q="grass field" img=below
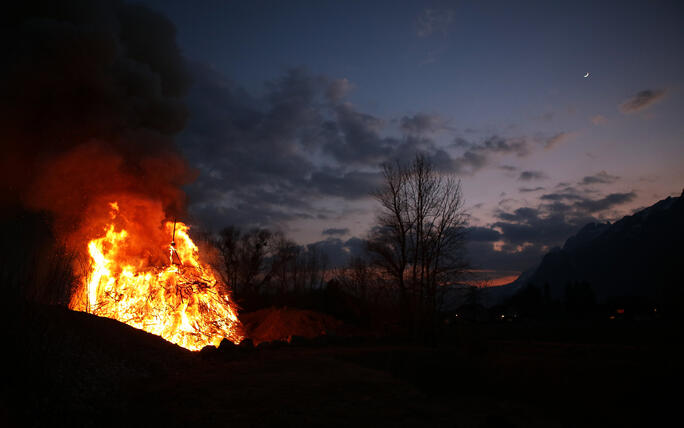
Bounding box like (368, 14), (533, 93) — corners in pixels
(4, 304), (681, 427)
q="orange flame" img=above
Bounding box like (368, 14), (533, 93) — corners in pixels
(69, 201), (242, 350)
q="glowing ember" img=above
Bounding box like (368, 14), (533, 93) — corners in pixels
(70, 201), (243, 350)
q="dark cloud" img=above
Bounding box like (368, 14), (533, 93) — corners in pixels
(519, 187), (545, 193)
(451, 136), (530, 175)
(540, 192), (585, 201)
(452, 150), (488, 174)
(181, 65), (463, 231)
(322, 228), (350, 236)
(310, 170), (383, 200)
(573, 192), (636, 213)
(496, 207), (539, 223)
(518, 170), (547, 181)
(466, 227), (502, 242)
(171, 53), (576, 233)
(326, 102), (389, 164)
(494, 212), (582, 247)
(467, 188), (638, 272)
(181, 66), (330, 228)
(467, 205), (578, 272)
(399, 113), (442, 135)
(479, 136), (530, 156)
(579, 171), (620, 186)
(308, 237), (367, 267)
(619, 89), (666, 114)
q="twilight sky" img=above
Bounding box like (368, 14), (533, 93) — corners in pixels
(139, 0), (684, 281)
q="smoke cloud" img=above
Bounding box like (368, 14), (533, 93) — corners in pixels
(1, 0), (192, 239)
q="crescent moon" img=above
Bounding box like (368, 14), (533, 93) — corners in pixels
(584, 72), (590, 78)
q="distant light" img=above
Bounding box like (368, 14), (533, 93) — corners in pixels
(609, 315), (616, 320)
(454, 314), (459, 317)
(500, 314), (505, 319)
(616, 309), (625, 314)
(584, 72), (590, 78)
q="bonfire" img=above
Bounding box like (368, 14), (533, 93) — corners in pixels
(69, 201), (243, 351)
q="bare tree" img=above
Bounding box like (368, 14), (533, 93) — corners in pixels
(302, 244), (329, 291)
(368, 161), (412, 317)
(270, 233), (301, 295)
(215, 227), (278, 297)
(368, 154), (468, 338)
(332, 256), (374, 301)
(215, 227), (332, 306)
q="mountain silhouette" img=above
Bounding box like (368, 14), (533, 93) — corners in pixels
(491, 190), (683, 305)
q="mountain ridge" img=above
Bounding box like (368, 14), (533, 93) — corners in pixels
(489, 190), (683, 305)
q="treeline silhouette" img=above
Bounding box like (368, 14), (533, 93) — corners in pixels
(209, 154), (469, 342)
(461, 280), (668, 321)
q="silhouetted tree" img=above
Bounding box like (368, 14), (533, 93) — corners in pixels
(368, 154), (468, 339)
(301, 243), (329, 291)
(215, 226), (331, 309)
(215, 227), (281, 298)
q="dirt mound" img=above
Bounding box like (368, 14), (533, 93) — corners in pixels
(241, 307), (343, 345)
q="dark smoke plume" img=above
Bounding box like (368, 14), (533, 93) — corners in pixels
(0, 0), (193, 236)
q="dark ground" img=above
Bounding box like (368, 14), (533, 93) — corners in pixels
(3, 304), (682, 428)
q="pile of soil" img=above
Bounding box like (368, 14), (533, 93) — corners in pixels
(241, 307), (343, 345)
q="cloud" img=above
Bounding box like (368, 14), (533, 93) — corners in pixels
(591, 115), (608, 125)
(619, 89), (666, 114)
(538, 186), (636, 214)
(451, 135), (530, 175)
(466, 227), (502, 242)
(466, 187), (639, 271)
(579, 171), (619, 186)
(466, 205), (586, 272)
(543, 131), (575, 149)
(468, 183), (636, 271)
(322, 228), (350, 236)
(519, 187), (545, 193)
(518, 170), (547, 181)
(175, 61), (591, 236)
(308, 237), (367, 267)
(310, 170), (383, 200)
(416, 9), (454, 38)
(181, 65), (466, 231)
(540, 192), (585, 201)
(399, 113), (442, 135)
(467, 240), (547, 272)
(478, 136), (530, 156)
(573, 192), (636, 213)
(325, 78), (354, 102)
